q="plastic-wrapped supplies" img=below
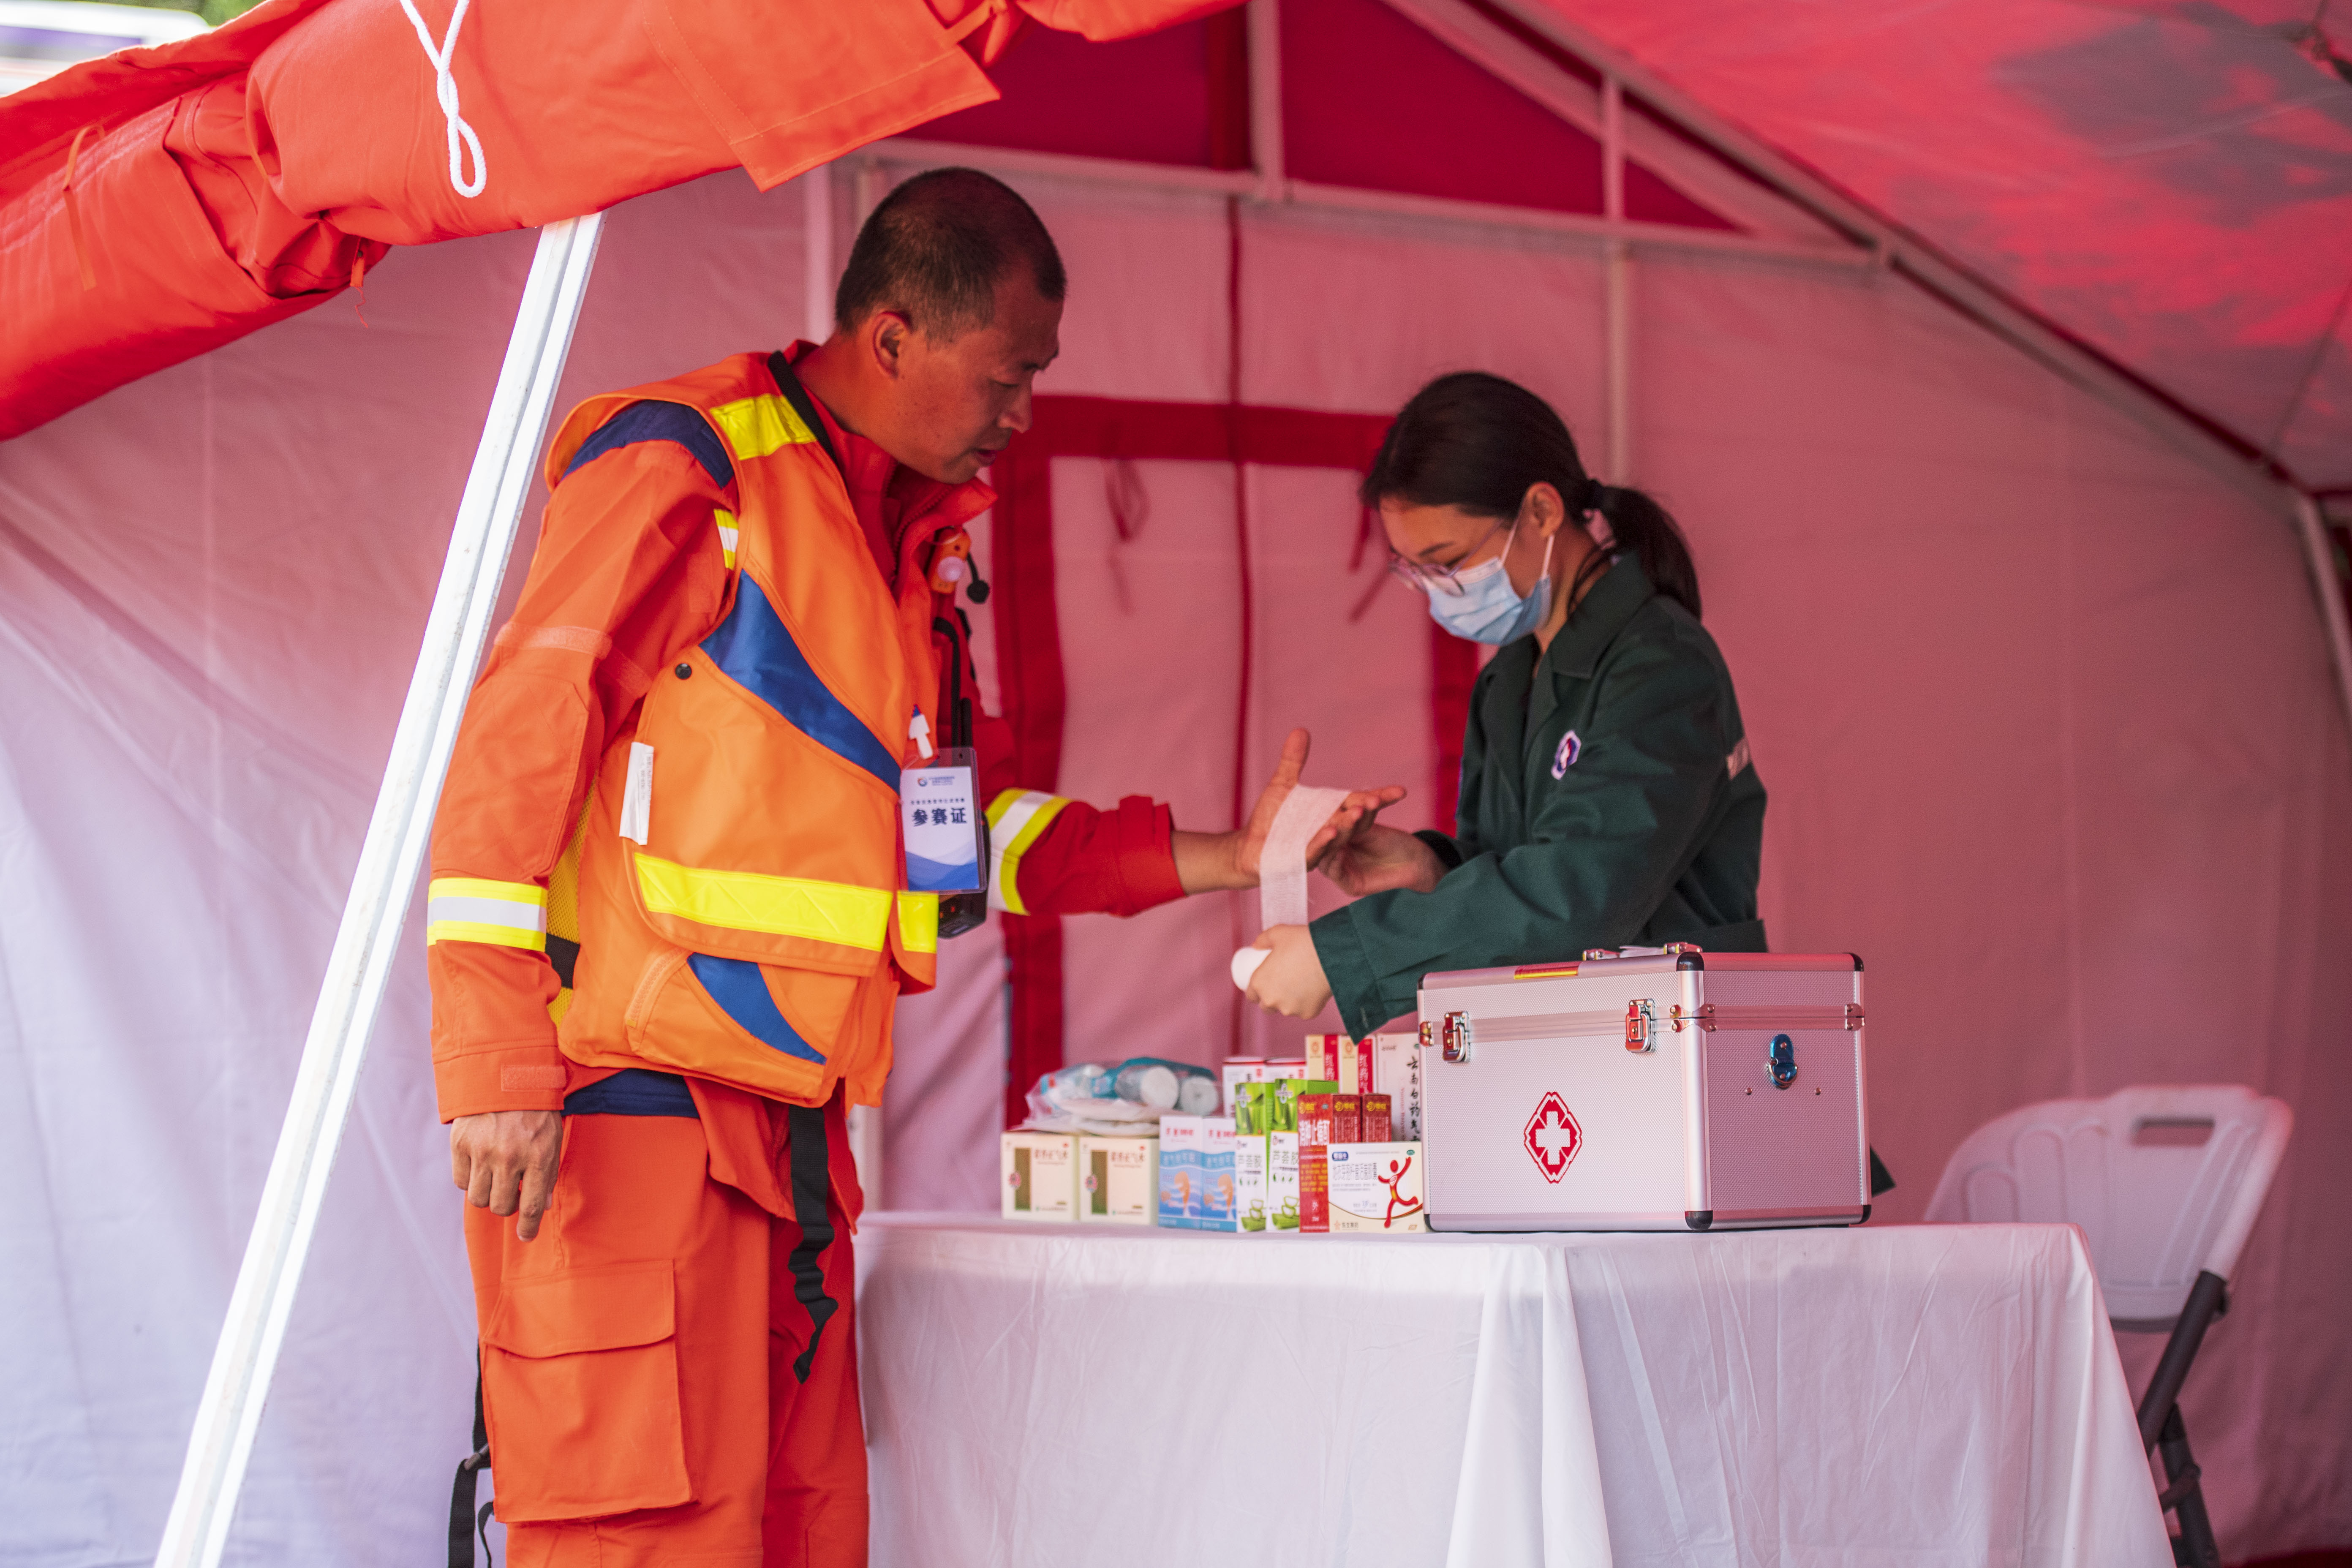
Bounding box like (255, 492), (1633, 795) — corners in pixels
(1022, 1057), (1219, 1134)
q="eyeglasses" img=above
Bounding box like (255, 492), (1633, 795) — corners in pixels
(1383, 517), (1513, 597)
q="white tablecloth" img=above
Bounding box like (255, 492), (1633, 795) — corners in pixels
(855, 1217), (2168, 1568)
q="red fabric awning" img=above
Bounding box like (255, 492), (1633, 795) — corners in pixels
(0, 0), (1232, 440)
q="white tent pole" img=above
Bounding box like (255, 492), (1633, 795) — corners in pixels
(152, 211), (605, 1568)
(2294, 493), (2352, 747)
(803, 164), (836, 348)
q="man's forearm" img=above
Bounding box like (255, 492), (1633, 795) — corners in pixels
(1171, 829), (1254, 893)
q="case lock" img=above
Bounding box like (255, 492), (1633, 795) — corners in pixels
(1438, 1010), (1474, 1064)
(1768, 1033), (1798, 1089)
(1625, 999), (1655, 1053)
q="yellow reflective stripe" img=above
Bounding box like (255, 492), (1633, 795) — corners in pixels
(428, 877), (547, 907)
(715, 508), (739, 572)
(427, 920), (547, 951)
(985, 789), (1071, 917)
(896, 892), (939, 955)
(709, 394), (815, 461)
(634, 852), (891, 950)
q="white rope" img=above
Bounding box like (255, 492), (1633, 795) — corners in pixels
(396, 0), (487, 199)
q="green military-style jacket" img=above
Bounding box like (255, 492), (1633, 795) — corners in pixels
(1312, 557), (1767, 1037)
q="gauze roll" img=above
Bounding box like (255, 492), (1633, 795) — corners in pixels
(1233, 785), (1348, 992)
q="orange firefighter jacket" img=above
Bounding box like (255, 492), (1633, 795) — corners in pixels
(427, 350), (1181, 1122)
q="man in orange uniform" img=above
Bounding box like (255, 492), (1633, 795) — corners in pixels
(429, 170), (1383, 1567)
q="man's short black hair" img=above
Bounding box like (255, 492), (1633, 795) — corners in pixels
(833, 167), (1066, 340)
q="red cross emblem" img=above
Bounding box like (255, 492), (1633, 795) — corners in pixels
(1524, 1092), (1582, 1183)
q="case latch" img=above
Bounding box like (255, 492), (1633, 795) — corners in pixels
(1625, 999), (1655, 1053)
(1439, 1010), (1473, 1064)
(1769, 1033), (1798, 1089)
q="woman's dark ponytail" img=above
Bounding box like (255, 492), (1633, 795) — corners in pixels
(1588, 483), (1700, 621)
(1362, 371), (1701, 620)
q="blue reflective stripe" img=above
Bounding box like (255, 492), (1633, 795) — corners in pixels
(563, 1068), (699, 1118)
(563, 401), (734, 490)
(688, 953), (826, 1064)
(701, 575), (899, 791)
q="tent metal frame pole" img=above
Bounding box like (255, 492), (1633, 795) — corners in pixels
(1601, 75), (1632, 484)
(1247, 0), (1286, 200)
(151, 212), (605, 1568)
(2294, 493), (2352, 748)
(869, 137), (1873, 272)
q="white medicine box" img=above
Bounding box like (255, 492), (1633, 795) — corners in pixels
(1001, 1131), (1078, 1220)
(1078, 1135), (1159, 1224)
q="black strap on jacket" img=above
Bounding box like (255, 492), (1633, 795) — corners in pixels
(766, 351), (843, 477)
(449, 1357), (495, 1568)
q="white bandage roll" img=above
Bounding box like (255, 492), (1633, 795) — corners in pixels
(1232, 784), (1348, 992)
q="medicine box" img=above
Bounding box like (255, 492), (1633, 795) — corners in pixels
(1234, 1132), (1269, 1232)
(1268, 1131), (1301, 1231)
(1158, 1115), (1239, 1230)
(1221, 1057), (1268, 1115)
(1001, 1131), (1078, 1220)
(1077, 1134), (1159, 1225)
(1297, 1093), (1334, 1233)
(1328, 1141), (1428, 1233)
(1369, 1031), (1424, 1141)
(1305, 1034), (1344, 1086)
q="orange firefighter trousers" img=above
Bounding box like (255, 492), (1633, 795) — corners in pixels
(466, 1092), (863, 1568)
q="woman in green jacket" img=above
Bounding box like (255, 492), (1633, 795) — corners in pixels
(1247, 372), (1767, 1038)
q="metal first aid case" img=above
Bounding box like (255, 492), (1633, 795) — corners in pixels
(1418, 948), (1869, 1231)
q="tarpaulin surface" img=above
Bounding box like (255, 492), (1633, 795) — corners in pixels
(1536, 0), (2352, 490)
(0, 0), (1227, 437)
(3, 4), (2350, 1562)
(3, 150), (2345, 1560)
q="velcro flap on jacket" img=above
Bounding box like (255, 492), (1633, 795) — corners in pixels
(484, 1262), (675, 1359)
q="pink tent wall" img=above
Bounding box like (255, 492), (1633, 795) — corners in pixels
(2, 4), (2346, 1563)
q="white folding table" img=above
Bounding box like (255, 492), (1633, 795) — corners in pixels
(856, 1215), (2167, 1568)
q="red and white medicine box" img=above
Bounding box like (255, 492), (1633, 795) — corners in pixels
(1328, 1141), (1426, 1233)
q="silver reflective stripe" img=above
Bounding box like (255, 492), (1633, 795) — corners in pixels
(986, 791), (1051, 913)
(426, 896), (547, 933)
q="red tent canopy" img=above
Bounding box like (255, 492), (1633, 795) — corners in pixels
(0, 0), (1226, 438)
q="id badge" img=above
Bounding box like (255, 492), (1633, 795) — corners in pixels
(901, 746), (984, 894)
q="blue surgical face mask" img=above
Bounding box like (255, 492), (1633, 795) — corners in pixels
(1426, 522), (1554, 645)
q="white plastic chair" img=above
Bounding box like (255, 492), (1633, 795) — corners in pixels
(1924, 1085), (2293, 1568)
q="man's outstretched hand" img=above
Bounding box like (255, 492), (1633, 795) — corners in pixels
(451, 1109), (564, 1241)
(1171, 727), (1407, 893)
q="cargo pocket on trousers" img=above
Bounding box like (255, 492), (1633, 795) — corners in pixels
(480, 1260), (692, 1522)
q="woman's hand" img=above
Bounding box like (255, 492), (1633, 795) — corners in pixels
(1315, 806), (1447, 896)
(1245, 924), (1333, 1018)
